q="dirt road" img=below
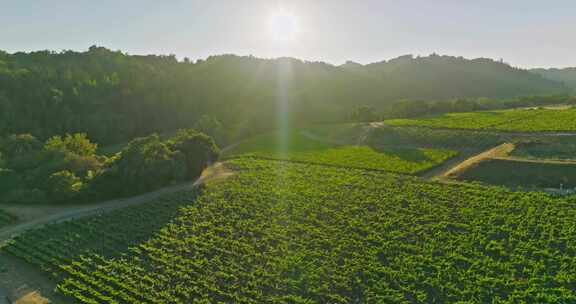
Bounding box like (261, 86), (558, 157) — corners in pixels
(436, 143), (515, 180)
(0, 174), (207, 244)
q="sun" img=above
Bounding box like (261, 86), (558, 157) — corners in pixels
(269, 11), (299, 41)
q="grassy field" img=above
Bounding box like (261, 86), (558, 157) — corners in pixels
(455, 158), (576, 189)
(225, 129), (457, 174)
(385, 108), (576, 132)
(5, 158), (576, 303)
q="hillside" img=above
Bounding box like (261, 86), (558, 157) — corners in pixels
(0, 47), (567, 145)
(532, 68), (576, 91)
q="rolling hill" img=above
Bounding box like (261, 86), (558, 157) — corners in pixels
(0, 48), (567, 145)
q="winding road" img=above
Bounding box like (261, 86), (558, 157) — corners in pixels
(0, 175), (204, 244)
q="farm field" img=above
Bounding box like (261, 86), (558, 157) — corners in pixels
(385, 108), (576, 132)
(225, 129), (457, 174)
(511, 137), (576, 160)
(454, 158), (576, 189)
(4, 158), (576, 303)
(4, 190), (199, 279)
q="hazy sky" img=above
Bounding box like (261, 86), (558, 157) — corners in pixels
(2, 0), (575, 68)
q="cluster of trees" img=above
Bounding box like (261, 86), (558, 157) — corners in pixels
(350, 95), (576, 122)
(0, 130), (218, 203)
(0, 47), (568, 146)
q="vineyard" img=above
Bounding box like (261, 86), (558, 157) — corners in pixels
(512, 137), (576, 160)
(226, 129), (457, 174)
(5, 158), (576, 303)
(385, 108), (576, 132)
(455, 158), (576, 189)
(4, 190), (199, 278)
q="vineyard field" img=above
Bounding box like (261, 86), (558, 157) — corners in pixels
(4, 190), (199, 277)
(5, 158), (576, 303)
(226, 129), (457, 174)
(455, 158), (576, 189)
(385, 108), (576, 132)
(511, 137), (576, 160)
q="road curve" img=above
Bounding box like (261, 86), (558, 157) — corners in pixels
(0, 176), (203, 244)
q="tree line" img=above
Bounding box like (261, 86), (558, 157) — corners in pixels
(350, 95), (576, 122)
(0, 130), (218, 204)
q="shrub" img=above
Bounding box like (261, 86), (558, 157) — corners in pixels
(45, 170), (83, 202)
(169, 129), (220, 178)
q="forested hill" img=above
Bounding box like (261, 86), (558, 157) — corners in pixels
(531, 68), (576, 91)
(0, 47), (566, 144)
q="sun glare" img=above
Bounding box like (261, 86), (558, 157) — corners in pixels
(269, 11), (299, 41)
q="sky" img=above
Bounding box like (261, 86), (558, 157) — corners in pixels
(1, 0), (575, 68)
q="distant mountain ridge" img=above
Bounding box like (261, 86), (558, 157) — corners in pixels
(0, 47), (568, 144)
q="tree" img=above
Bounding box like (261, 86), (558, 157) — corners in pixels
(0, 134), (42, 159)
(351, 105), (377, 122)
(45, 170), (82, 201)
(169, 129), (220, 178)
(44, 133), (98, 157)
(193, 115), (225, 145)
(94, 134), (185, 196)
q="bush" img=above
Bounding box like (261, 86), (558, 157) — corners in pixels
(93, 135), (182, 196)
(45, 170), (83, 202)
(169, 129), (220, 178)
(0, 134), (43, 159)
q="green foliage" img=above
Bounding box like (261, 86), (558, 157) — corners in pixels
(45, 170), (83, 201)
(44, 133), (98, 157)
(457, 159), (576, 189)
(0, 133), (42, 159)
(193, 115), (226, 145)
(512, 137), (576, 160)
(376, 95), (575, 120)
(92, 129), (217, 197)
(1, 130), (216, 203)
(97, 134), (183, 195)
(5, 189), (199, 275)
(2, 188), (47, 204)
(224, 130), (332, 157)
(350, 105), (377, 122)
(368, 125), (506, 149)
(226, 129), (455, 174)
(386, 107), (576, 132)
(7, 159), (576, 303)
(532, 68), (576, 90)
(169, 129), (220, 178)
(240, 146), (456, 174)
(0, 48), (568, 145)
(0, 209), (17, 228)
(0, 168), (21, 194)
